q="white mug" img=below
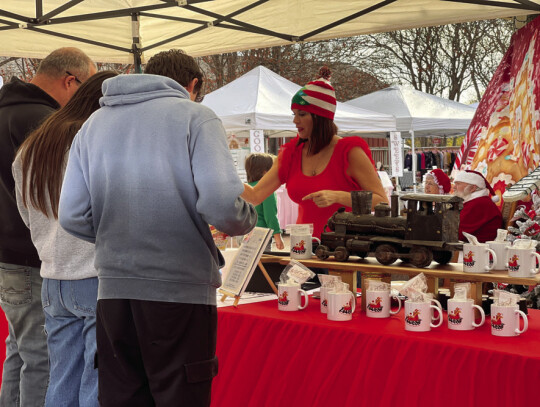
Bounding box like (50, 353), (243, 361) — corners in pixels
(486, 241), (509, 271)
(462, 243), (497, 273)
(491, 304), (528, 337)
(506, 248), (540, 278)
(447, 298), (485, 330)
(365, 290), (401, 318)
(277, 283), (308, 311)
(327, 291), (356, 321)
(404, 300), (443, 332)
(320, 286), (331, 314)
(290, 234), (321, 260)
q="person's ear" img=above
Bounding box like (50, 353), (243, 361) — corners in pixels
(186, 78), (199, 101)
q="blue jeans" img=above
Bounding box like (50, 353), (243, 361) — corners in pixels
(42, 278), (99, 407)
(0, 262), (48, 407)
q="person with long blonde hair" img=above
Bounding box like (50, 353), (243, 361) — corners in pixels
(12, 70), (117, 407)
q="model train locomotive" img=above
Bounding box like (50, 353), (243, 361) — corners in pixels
(315, 191), (464, 268)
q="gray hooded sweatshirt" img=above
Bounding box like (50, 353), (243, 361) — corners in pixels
(59, 74), (257, 305)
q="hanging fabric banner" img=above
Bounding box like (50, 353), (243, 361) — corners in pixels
(389, 131), (403, 177)
(455, 17), (540, 207)
(250, 130), (264, 153)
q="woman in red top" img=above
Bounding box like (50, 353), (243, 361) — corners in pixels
(242, 67), (388, 238)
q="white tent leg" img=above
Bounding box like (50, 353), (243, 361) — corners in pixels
(410, 130), (416, 192)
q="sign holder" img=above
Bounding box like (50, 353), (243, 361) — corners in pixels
(219, 227), (275, 307)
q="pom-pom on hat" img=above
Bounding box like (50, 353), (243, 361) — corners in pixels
(454, 170), (500, 202)
(291, 66), (337, 120)
(425, 169), (451, 194)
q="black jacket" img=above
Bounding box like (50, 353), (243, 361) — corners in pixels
(0, 77), (59, 266)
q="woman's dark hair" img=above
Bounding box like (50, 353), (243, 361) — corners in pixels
(19, 70), (118, 218)
(298, 114), (339, 155)
(245, 153), (275, 183)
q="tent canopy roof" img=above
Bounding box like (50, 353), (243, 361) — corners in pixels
(0, 1), (538, 63)
(202, 65), (397, 133)
(345, 85), (477, 136)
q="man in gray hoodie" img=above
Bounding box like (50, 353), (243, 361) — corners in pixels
(59, 50), (257, 407)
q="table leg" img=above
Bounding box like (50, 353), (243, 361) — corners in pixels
(426, 276), (439, 297)
(471, 282), (483, 306)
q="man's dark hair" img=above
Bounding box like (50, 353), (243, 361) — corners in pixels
(145, 49), (204, 98)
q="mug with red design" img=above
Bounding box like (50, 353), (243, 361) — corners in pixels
(290, 234), (321, 260)
(447, 299), (485, 331)
(404, 300), (442, 332)
(462, 243), (497, 274)
(320, 285), (331, 314)
(277, 282), (308, 311)
(490, 304), (528, 337)
(365, 289), (401, 318)
(506, 247), (540, 278)
(327, 291), (356, 321)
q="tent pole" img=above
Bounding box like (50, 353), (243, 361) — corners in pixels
(411, 130), (416, 192)
(131, 13), (142, 73)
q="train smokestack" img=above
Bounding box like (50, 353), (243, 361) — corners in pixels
(391, 194), (399, 218)
(351, 191), (372, 215)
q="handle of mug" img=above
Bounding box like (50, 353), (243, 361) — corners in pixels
(429, 305), (443, 328)
(486, 248), (497, 271)
(472, 304), (485, 327)
(298, 289), (309, 310)
(515, 309), (528, 334)
(311, 237), (321, 255)
(431, 298), (442, 313)
(532, 252), (540, 275)
(348, 292), (356, 314)
(390, 295), (402, 315)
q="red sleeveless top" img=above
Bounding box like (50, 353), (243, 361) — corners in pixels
(278, 136), (375, 238)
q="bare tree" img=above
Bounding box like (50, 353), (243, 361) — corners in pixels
(347, 19), (513, 102)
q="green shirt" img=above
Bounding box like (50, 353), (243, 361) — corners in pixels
(248, 181), (281, 235)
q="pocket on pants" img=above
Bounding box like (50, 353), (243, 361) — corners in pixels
(41, 278), (50, 308)
(184, 357), (218, 383)
(0, 267), (31, 306)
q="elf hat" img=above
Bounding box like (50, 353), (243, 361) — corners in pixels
(454, 170), (500, 202)
(425, 169), (451, 194)
(291, 66), (337, 120)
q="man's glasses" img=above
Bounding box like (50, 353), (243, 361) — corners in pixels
(65, 71), (82, 85)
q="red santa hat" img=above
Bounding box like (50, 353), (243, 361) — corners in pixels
(454, 170), (500, 202)
(425, 169), (451, 194)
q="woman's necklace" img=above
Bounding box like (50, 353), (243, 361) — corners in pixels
(304, 136), (339, 176)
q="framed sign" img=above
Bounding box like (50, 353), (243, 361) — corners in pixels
(219, 227), (273, 305)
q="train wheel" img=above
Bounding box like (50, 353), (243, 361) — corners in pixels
(334, 246), (349, 262)
(315, 245), (330, 260)
(410, 247), (433, 268)
(374, 244), (397, 265)
(433, 251), (453, 265)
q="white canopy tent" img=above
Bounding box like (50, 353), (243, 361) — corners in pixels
(346, 85), (477, 189)
(0, 1), (538, 64)
(201, 65), (397, 135)
(346, 85), (477, 136)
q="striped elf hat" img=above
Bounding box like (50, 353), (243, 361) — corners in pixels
(291, 66), (336, 120)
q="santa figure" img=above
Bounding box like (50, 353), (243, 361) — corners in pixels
(454, 170), (503, 243)
(423, 169), (451, 195)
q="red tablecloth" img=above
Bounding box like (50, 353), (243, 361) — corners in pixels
(213, 297), (540, 407)
(0, 312), (5, 380)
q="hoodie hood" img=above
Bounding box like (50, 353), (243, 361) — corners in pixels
(0, 77), (59, 110)
(100, 74), (190, 107)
